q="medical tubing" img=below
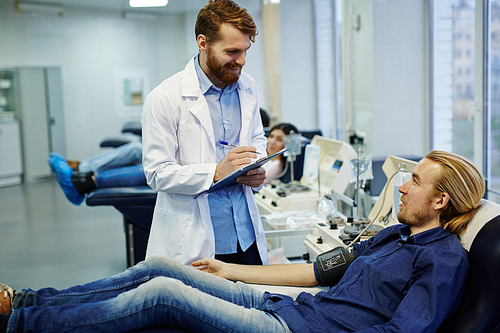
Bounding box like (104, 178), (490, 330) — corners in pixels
(345, 169), (410, 249)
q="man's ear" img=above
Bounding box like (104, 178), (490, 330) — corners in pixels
(434, 192), (450, 211)
(197, 34), (208, 52)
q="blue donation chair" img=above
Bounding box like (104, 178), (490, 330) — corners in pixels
(86, 186), (156, 267)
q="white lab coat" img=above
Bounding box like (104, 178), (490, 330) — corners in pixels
(141, 57), (269, 265)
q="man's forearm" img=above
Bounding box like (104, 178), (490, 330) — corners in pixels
(225, 263), (318, 287)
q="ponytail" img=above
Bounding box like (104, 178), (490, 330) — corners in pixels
(425, 151), (485, 236)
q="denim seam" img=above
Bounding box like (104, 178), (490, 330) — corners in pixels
(24, 276), (158, 302)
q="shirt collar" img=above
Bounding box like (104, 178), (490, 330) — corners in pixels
(398, 224), (452, 245)
(194, 54), (239, 95)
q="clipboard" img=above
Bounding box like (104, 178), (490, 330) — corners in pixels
(195, 148), (289, 197)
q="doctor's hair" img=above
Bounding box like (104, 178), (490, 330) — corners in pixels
(425, 150), (485, 235)
(195, 0), (258, 44)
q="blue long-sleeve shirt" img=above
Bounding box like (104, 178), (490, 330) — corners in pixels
(265, 224), (468, 333)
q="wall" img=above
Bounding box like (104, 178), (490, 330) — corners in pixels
(0, 2), (179, 159)
(0, 0), (268, 160)
(0, 0), (429, 164)
(343, 0), (428, 159)
(280, 0), (317, 131)
(372, 0), (427, 158)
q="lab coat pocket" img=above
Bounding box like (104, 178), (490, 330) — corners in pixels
(151, 207), (191, 260)
(178, 123), (201, 165)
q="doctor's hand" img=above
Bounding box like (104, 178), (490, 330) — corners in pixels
(192, 258), (230, 280)
(236, 167), (266, 187)
(214, 146), (259, 182)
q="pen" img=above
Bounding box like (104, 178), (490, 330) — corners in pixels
(219, 140), (261, 154)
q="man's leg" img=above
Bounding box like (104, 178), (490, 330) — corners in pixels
(13, 256), (265, 309)
(94, 165), (146, 188)
(78, 142), (142, 173)
(8, 258), (290, 333)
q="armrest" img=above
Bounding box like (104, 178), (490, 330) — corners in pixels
(122, 120), (142, 136)
(86, 186), (156, 207)
(99, 138), (132, 148)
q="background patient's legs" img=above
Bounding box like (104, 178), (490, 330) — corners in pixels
(78, 141), (142, 173)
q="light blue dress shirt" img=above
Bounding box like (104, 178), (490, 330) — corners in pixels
(194, 55), (256, 254)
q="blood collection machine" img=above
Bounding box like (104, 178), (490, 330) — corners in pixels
(257, 135), (357, 258)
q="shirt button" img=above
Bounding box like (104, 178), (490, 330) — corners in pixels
(294, 301), (298, 306)
(311, 298), (315, 301)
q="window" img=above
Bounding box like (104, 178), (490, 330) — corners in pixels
(487, 1), (500, 195)
(431, 0), (476, 163)
(313, 0), (343, 140)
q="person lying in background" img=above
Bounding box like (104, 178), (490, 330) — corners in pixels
(264, 123), (299, 184)
(47, 141), (146, 205)
(1, 150), (484, 332)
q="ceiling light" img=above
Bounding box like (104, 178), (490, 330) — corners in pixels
(14, 1), (64, 16)
(129, 0), (168, 8)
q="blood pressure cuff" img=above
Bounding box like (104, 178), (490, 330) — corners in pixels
(315, 246), (356, 287)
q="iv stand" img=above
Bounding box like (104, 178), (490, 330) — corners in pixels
(356, 147), (362, 222)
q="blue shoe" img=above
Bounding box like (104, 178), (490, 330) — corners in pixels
(47, 156), (84, 205)
(49, 152), (66, 164)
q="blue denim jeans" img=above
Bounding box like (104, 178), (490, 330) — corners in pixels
(78, 141), (143, 173)
(7, 257), (290, 333)
(94, 164), (146, 188)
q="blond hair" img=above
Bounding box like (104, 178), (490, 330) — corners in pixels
(425, 150), (485, 235)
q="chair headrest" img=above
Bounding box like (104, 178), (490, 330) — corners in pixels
(460, 199), (500, 251)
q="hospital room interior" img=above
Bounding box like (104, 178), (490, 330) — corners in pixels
(1, 0), (500, 323)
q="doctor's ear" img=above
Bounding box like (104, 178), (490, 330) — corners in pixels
(197, 34), (208, 52)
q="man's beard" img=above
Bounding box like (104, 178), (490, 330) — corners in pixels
(397, 198), (433, 229)
(206, 47), (241, 85)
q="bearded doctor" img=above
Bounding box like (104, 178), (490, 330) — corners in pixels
(141, 0), (268, 266)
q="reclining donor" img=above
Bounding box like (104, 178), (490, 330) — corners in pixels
(0, 150), (485, 332)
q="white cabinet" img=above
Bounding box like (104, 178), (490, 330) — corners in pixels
(16, 67), (66, 182)
(1, 67), (66, 183)
(0, 120), (23, 187)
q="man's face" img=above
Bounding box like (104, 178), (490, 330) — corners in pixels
(201, 23), (251, 88)
(397, 158), (442, 229)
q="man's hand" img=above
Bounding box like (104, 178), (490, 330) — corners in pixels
(236, 167), (266, 187)
(192, 258), (230, 279)
(214, 146), (260, 182)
